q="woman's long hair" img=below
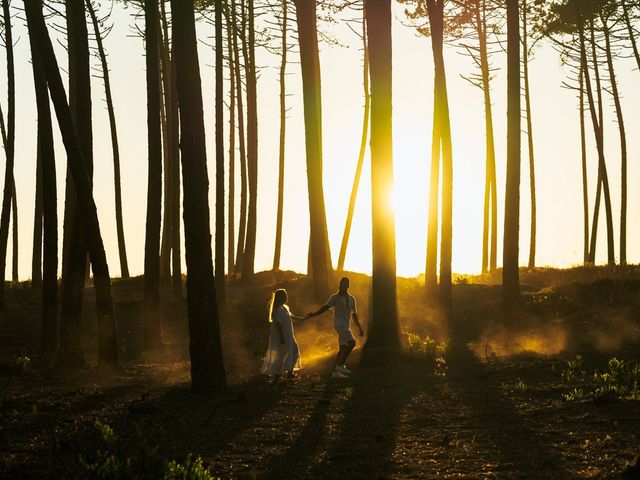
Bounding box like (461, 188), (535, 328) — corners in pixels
(268, 289), (287, 323)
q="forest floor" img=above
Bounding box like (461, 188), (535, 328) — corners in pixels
(2, 267), (640, 479)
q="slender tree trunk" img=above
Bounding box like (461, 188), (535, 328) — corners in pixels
(159, 21), (172, 281)
(226, 7), (236, 275)
(522, 0), (536, 269)
(602, 17), (627, 265)
(86, 0), (129, 279)
(337, 9), (369, 273)
(0, 0), (15, 307)
(364, 0), (399, 349)
(425, 89), (439, 296)
(233, 0), (248, 275)
(58, 0), (94, 366)
(32, 141), (43, 288)
(11, 183), (17, 282)
(241, 0), (259, 281)
(293, 0), (332, 300)
(337, 14), (369, 274)
(29, 25), (57, 352)
(25, 0), (117, 365)
(579, 63), (589, 265)
(584, 24), (614, 266)
(477, 1), (497, 275)
(144, 0), (162, 349)
(503, 0), (521, 303)
(171, 0), (226, 391)
(273, 0), (288, 272)
(214, 0), (226, 307)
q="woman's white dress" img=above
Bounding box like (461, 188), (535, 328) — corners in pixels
(260, 305), (301, 375)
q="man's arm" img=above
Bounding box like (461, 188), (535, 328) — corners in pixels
(307, 304), (330, 319)
(351, 312), (364, 336)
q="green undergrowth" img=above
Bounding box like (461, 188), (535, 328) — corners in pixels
(561, 355), (640, 402)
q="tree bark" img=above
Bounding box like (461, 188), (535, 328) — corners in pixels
(579, 63), (589, 265)
(337, 8), (369, 273)
(293, 0), (332, 300)
(503, 0), (521, 303)
(364, 0), (399, 349)
(86, 0), (129, 279)
(522, 0), (536, 269)
(0, 0), (15, 308)
(32, 135), (43, 289)
(171, 0), (226, 391)
(29, 23), (57, 352)
(25, 0), (117, 366)
(226, 6), (236, 275)
(144, 0), (162, 349)
(215, 0), (226, 308)
(273, 0), (288, 272)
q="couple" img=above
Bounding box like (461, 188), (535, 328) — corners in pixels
(260, 277), (364, 379)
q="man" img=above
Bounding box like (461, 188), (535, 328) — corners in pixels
(307, 277), (364, 378)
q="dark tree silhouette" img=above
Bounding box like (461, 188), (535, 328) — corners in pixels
(28, 16), (57, 352)
(364, 0), (399, 349)
(215, 0), (226, 307)
(522, 0), (536, 269)
(503, 0), (521, 303)
(86, 0), (130, 279)
(0, 0), (15, 308)
(226, 5), (236, 275)
(144, 0), (162, 349)
(293, 0), (332, 300)
(171, 0), (226, 391)
(24, 0), (117, 366)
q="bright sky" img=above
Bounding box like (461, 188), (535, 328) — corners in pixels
(2, 1), (640, 281)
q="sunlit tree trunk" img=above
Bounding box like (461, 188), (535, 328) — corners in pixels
(58, 0), (93, 366)
(233, 0), (248, 275)
(273, 0), (288, 272)
(86, 0), (129, 279)
(293, 0), (332, 299)
(522, 0), (536, 269)
(579, 64), (589, 265)
(226, 7), (236, 275)
(0, 0), (15, 308)
(171, 0), (226, 391)
(144, 0), (162, 349)
(476, 0), (497, 275)
(242, 0), (259, 281)
(215, 0), (226, 307)
(503, 0), (521, 303)
(602, 16), (627, 265)
(25, 0), (117, 366)
(337, 8), (369, 273)
(364, 0), (399, 349)
(29, 31), (58, 352)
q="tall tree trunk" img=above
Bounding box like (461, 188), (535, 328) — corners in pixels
(579, 63), (589, 265)
(144, 0), (162, 349)
(25, 0), (117, 365)
(0, 0), (15, 307)
(170, 0), (226, 391)
(58, 0), (94, 366)
(503, 0), (521, 303)
(273, 0), (288, 272)
(364, 0), (399, 349)
(293, 0), (332, 300)
(32, 142), (43, 288)
(337, 8), (369, 273)
(29, 24), (58, 352)
(159, 21), (172, 282)
(602, 17), (627, 265)
(226, 7), (236, 275)
(215, 0), (226, 308)
(584, 24), (614, 266)
(233, 0), (248, 275)
(522, 0), (536, 269)
(86, 0), (129, 279)
(241, 0), (259, 281)
(11, 184), (17, 282)
(425, 86), (439, 297)
(477, 0), (497, 275)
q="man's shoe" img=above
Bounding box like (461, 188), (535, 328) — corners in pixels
(335, 365), (351, 375)
(331, 369), (348, 379)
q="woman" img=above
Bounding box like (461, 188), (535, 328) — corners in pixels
(260, 288), (305, 377)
